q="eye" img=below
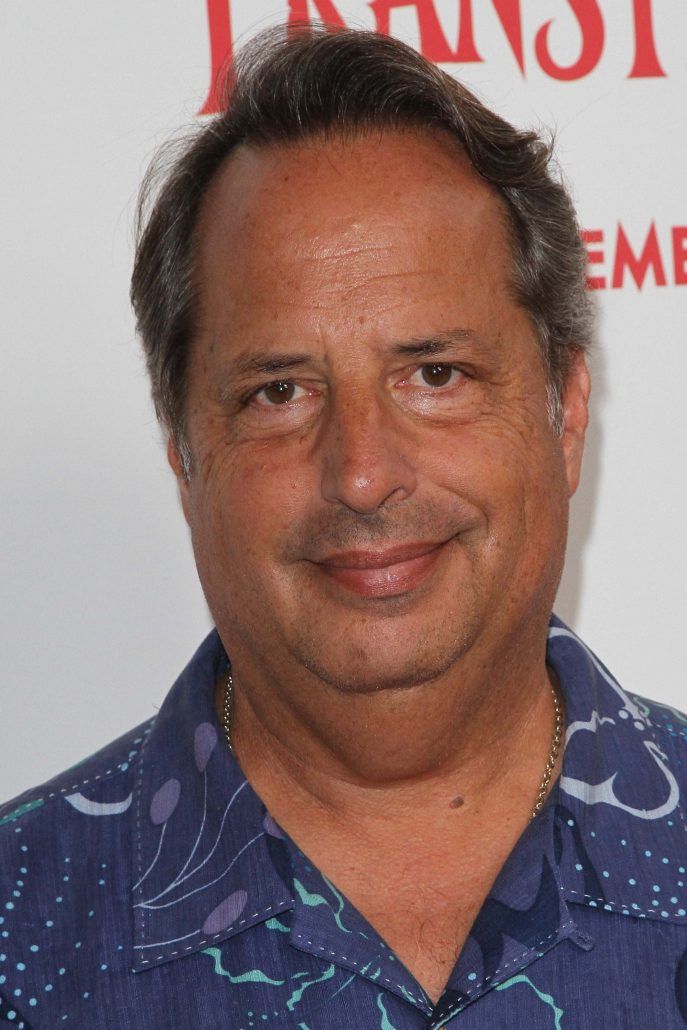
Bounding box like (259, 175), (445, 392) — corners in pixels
(252, 380), (303, 405)
(412, 364), (463, 388)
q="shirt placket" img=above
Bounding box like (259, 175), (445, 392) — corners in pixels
(286, 846), (435, 1020)
(430, 781), (595, 1026)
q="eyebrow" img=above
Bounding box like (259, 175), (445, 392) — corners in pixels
(227, 353), (313, 378)
(218, 328), (481, 392)
(391, 328), (478, 358)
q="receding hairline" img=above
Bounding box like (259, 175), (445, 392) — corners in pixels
(197, 120), (489, 206)
(192, 122), (515, 280)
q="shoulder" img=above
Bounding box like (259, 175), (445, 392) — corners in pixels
(0, 717), (154, 952)
(0, 720), (158, 1023)
(0, 717), (154, 837)
(549, 619), (687, 789)
(626, 688), (687, 731)
(627, 687), (687, 773)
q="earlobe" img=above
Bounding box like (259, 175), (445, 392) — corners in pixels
(561, 351), (591, 498)
(166, 437), (192, 526)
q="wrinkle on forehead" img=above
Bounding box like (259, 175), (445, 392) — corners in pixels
(193, 128), (517, 351)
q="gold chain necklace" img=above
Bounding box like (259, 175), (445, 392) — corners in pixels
(222, 676), (563, 822)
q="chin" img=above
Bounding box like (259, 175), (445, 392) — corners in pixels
(278, 580), (485, 692)
(291, 627), (477, 695)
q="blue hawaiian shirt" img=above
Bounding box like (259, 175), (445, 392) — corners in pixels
(1, 615), (687, 1028)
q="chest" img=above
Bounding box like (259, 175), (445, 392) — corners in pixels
(325, 855), (507, 1005)
(360, 896), (483, 1004)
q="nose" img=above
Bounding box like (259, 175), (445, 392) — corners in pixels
(319, 389), (418, 514)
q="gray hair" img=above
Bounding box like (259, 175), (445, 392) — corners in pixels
(131, 24), (593, 475)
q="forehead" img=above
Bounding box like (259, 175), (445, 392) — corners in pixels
(193, 128), (518, 347)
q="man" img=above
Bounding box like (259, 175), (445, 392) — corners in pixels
(1, 24), (685, 1029)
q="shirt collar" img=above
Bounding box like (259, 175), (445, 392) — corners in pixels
(547, 616), (687, 927)
(130, 615), (687, 976)
(130, 629), (294, 972)
(433, 617), (687, 1024)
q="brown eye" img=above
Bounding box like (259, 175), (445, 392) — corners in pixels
(262, 381), (296, 404)
(421, 364), (453, 387)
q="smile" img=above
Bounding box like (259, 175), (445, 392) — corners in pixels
(314, 540), (449, 598)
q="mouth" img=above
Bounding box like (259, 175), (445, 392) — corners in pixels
(313, 539), (451, 598)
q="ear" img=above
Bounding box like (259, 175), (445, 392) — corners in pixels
(167, 436), (192, 527)
(560, 350), (591, 497)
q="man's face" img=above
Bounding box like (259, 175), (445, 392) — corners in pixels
(173, 129), (589, 693)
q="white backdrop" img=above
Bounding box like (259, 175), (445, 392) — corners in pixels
(2, 1), (686, 801)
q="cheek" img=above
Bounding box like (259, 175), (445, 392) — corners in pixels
(191, 441), (315, 567)
(423, 417), (565, 541)
(420, 420), (528, 502)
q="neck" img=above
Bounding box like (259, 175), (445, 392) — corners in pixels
(214, 632), (563, 839)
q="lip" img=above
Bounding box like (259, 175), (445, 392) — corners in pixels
(314, 540), (449, 598)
